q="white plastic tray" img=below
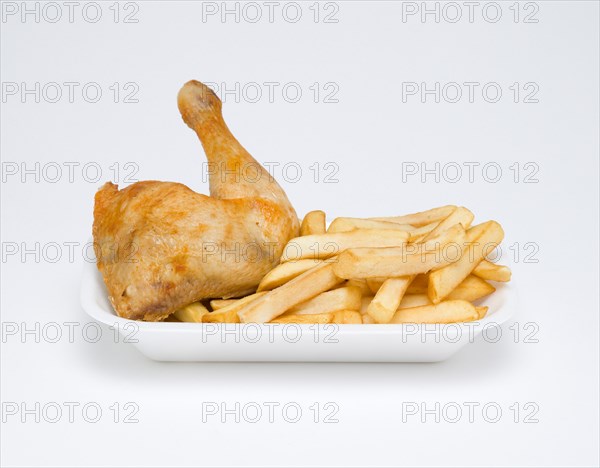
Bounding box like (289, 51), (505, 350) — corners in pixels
(80, 256), (516, 362)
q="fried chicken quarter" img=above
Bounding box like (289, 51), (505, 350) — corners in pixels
(93, 81), (299, 321)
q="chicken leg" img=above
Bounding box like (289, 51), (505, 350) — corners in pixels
(93, 80), (300, 321)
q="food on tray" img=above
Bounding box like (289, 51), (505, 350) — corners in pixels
(92, 81), (511, 325)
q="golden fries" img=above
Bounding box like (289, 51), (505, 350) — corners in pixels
(173, 302), (209, 323)
(366, 277), (386, 294)
(406, 274), (429, 294)
(332, 310), (363, 324)
(423, 206), (474, 239)
(238, 263), (344, 323)
(285, 286), (362, 316)
(371, 205), (456, 227)
(367, 277), (412, 323)
(270, 313), (334, 324)
(209, 299), (237, 310)
(172, 205), (510, 327)
(398, 274), (494, 308)
(347, 279), (372, 295)
(398, 208), (474, 284)
(257, 259), (325, 291)
(361, 314), (375, 324)
(476, 306), (488, 320)
(390, 300), (480, 324)
(447, 275), (495, 302)
(300, 210), (326, 236)
(271, 310), (362, 324)
(327, 217), (440, 243)
(203, 292), (267, 323)
(333, 224), (466, 279)
(428, 221), (504, 303)
(328, 218), (414, 233)
(281, 229), (409, 262)
(406, 221), (440, 242)
(398, 294), (432, 309)
(360, 295), (374, 314)
(473, 259), (512, 282)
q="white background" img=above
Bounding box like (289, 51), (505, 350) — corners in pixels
(1, 1), (599, 466)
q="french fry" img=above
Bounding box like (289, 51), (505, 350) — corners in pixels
(417, 224), (467, 252)
(406, 274), (429, 294)
(401, 277), (494, 310)
(401, 208), (475, 283)
(367, 273), (429, 297)
(347, 279), (372, 295)
(446, 275), (495, 302)
(398, 294), (432, 309)
(421, 206), (474, 242)
(371, 205), (456, 227)
(173, 302), (209, 323)
(428, 221), (504, 304)
(327, 217), (440, 243)
(407, 221), (440, 242)
(210, 299), (237, 310)
(270, 310), (362, 324)
(328, 217), (414, 233)
(203, 292), (267, 323)
(333, 224), (466, 279)
(280, 229), (409, 262)
(390, 300), (479, 324)
(332, 310), (363, 324)
(360, 295), (374, 314)
(300, 210), (326, 236)
(398, 276), (494, 309)
(257, 259), (325, 291)
(285, 286), (362, 316)
(473, 259), (512, 282)
(334, 246), (449, 279)
(366, 277), (386, 294)
(367, 276), (412, 323)
(476, 306), (488, 320)
(361, 314), (375, 324)
(270, 313), (334, 324)
(238, 262), (344, 323)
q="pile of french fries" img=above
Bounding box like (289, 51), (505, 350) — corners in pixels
(172, 205), (511, 325)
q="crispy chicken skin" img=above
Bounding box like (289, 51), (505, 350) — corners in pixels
(93, 81), (299, 321)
